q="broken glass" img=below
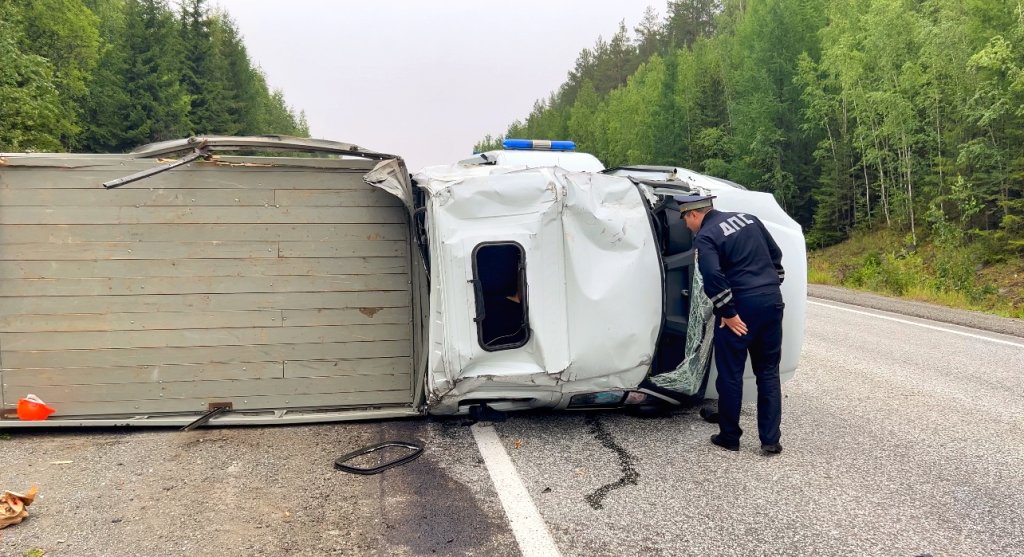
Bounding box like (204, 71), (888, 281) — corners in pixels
(649, 267), (714, 395)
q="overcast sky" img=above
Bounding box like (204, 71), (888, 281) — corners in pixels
(214, 0), (659, 170)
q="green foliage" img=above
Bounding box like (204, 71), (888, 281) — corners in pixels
(180, 0), (235, 135)
(475, 0), (1022, 273)
(0, 15), (67, 151)
(809, 227), (1019, 315)
(473, 134), (504, 153)
(118, 0), (191, 144)
(602, 56), (668, 166)
(7, 0), (101, 148)
(664, 0), (718, 49)
(844, 250), (923, 295)
(2, 0), (307, 154)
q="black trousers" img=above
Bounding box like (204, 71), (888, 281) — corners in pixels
(713, 289), (784, 445)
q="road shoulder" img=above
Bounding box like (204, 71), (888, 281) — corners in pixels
(809, 284), (1024, 339)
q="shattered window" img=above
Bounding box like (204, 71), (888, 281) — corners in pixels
(650, 268), (715, 395)
(472, 243), (530, 351)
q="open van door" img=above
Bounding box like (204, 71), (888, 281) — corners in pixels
(0, 136), (426, 427)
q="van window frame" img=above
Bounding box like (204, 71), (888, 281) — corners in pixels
(471, 241), (531, 352)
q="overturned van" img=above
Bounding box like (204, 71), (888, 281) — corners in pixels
(0, 136), (805, 427)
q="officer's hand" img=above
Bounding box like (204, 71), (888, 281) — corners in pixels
(719, 315), (748, 336)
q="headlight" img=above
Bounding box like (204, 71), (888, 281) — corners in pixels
(568, 390), (626, 408)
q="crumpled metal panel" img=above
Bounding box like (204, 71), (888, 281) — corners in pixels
(414, 165), (662, 412)
(364, 158), (415, 213)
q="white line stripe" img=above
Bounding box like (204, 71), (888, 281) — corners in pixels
(808, 300), (1024, 348)
(471, 424), (561, 557)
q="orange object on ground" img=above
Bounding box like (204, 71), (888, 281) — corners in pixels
(16, 394), (55, 421)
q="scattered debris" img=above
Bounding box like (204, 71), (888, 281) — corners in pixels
(0, 486), (38, 529)
(209, 157), (274, 168)
(17, 395), (55, 421)
(48, 461), (73, 466)
(513, 439), (523, 449)
(334, 441), (423, 475)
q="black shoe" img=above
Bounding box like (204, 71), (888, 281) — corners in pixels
(699, 407), (719, 424)
(761, 443), (783, 455)
(710, 434), (739, 452)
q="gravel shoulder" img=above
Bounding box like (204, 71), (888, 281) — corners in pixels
(809, 284), (1024, 338)
(0, 419), (516, 557)
(0, 424), (388, 556)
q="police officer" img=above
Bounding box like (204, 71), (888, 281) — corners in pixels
(678, 194), (785, 455)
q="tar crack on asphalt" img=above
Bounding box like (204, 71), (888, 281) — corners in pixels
(584, 416), (640, 510)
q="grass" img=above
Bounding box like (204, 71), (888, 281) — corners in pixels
(807, 263), (838, 286)
(808, 230), (1024, 319)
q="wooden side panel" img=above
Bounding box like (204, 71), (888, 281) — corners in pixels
(0, 157), (415, 419)
(0, 206), (405, 225)
(0, 257), (410, 279)
(0, 224), (409, 243)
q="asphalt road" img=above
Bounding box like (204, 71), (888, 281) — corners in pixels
(1, 294), (1022, 556)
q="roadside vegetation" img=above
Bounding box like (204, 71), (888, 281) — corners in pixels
(809, 230), (1024, 318)
(477, 0), (1024, 318)
(0, 0), (307, 154)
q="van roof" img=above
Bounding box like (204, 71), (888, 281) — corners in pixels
(459, 149), (605, 172)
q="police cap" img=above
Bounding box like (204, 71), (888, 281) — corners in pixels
(675, 194), (716, 214)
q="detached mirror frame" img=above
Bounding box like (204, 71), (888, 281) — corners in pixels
(471, 242), (531, 351)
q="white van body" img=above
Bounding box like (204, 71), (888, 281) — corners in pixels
(458, 149), (605, 172)
(0, 138), (804, 426)
(413, 164), (663, 414)
(448, 152), (806, 406)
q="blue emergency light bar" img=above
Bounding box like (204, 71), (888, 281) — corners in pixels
(502, 139), (576, 151)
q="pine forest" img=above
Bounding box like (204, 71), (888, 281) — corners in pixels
(0, 0), (308, 155)
(477, 0), (1024, 315)
(2, 0), (1022, 314)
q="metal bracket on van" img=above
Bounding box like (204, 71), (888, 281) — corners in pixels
(180, 401), (233, 431)
(103, 143), (212, 189)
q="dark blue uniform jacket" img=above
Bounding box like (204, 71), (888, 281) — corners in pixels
(694, 209), (784, 318)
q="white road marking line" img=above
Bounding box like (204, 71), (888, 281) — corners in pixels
(471, 423), (561, 557)
(808, 300), (1024, 349)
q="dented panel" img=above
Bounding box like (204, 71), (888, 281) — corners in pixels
(415, 165), (662, 413)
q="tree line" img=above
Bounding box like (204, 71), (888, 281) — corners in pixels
(0, 0), (308, 155)
(476, 0), (1024, 255)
